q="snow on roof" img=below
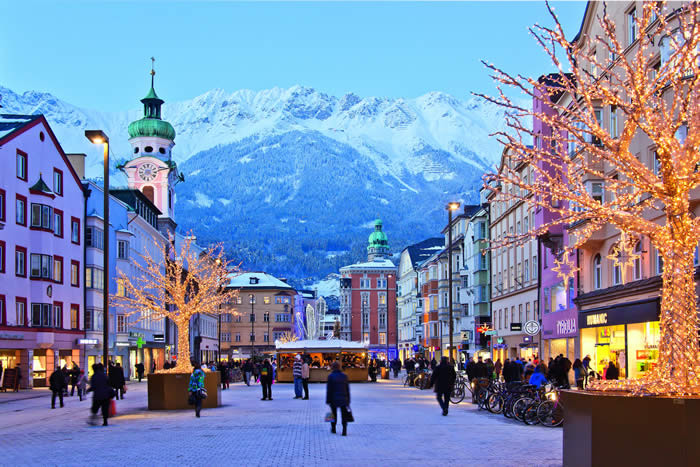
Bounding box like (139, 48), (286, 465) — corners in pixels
(275, 339), (367, 351)
(227, 271), (295, 290)
(0, 114), (40, 142)
(340, 257), (396, 272)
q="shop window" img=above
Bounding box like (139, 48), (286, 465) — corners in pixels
(593, 254), (602, 289)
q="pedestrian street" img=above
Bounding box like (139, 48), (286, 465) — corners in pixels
(0, 378), (562, 466)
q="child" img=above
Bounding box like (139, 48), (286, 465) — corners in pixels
(77, 370), (88, 401)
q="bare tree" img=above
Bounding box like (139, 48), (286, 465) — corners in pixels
(478, 1), (700, 395)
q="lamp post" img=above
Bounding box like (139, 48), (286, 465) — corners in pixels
(250, 294), (255, 357)
(446, 201), (460, 363)
(385, 274), (390, 368)
(85, 130), (110, 369)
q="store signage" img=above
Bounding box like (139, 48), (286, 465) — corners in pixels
(497, 338), (504, 344)
(556, 318), (577, 335)
(523, 336), (532, 343)
(484, 330), (498, 336)
(153, 334), (165, 342)
(0, 333), (24, 340)
(524, 320), (540, 336)
(78, 338), (98, 345)
(477, 324), (492, 333)
(579, 298), (660, 329)
(116, 342), (130, 347)
(510, 322), (522, 332)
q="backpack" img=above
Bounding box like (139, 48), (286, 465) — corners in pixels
(261, 367), (269, 376)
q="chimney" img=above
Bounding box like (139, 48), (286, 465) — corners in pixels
(66, 153), (87, 180)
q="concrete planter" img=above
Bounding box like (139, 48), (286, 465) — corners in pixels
(147, 371), (221, 410)
(561, 390), (700, 467)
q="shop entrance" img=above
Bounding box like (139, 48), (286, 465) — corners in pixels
(581, 325), (626, 379)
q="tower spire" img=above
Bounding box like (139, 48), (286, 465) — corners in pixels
(150, 56), (156, 89)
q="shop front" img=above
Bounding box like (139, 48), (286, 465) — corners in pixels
(276, 339), (368, 382)
(579, 298), (660, 380)
(542, 307), (578, 362)
(493, 334), (540, 362)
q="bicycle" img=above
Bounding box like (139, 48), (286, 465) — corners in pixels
(536, 387), (564, 427)
(450, 372), (468, 404)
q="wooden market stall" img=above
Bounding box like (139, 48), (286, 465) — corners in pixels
(275, 339), (368, 383)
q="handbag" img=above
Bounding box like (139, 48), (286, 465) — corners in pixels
(324, 411), (335, 423)
(345, 406), (354, 423)
(198, 388), (208, 400)
(109, 399), (117, 417)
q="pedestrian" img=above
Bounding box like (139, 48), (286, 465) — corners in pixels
(242, 359), (251, 386)
(301, 357), (310, 400)
(70, 363), (80, 396)
(326, 361), (351, 436)
(430, 356), (456, 416)
(573, 359), (584, 389)
(260, 359), (273, 400)
(494, 359), (503, 380)
(77, 370), (88, 401)
(87, 363), (113, 426)
(49, 367), (66, 409)
(466, 358), (476, 382)
(253, 361), (260, 383)
(188, 363), (206, 418)
(582, 354), (592, 388)
(368, 359), (377, 382)
(605, 360), (619, 380)
(474, 356), (488, 379)
(62, 366), (70, 396)
(221, 363), (230, 390)
(430, 358), (438, 370)
(135, 362), (145, 382)
(528, 363), (548, 388)
(486, 358), (495, 380)
(391, 358), (401, 378)
(109, 362), (126, 400)
(293, 354), (303, 399)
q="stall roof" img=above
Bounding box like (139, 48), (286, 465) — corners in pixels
(275, 339), (368, 352)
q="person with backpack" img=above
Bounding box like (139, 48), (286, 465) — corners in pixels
(49, 367), (67, 409)
(260, 359), (274, 400)
(188, 363), (206, 418)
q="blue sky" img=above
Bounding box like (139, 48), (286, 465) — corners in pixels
(0, 1), (586, 111)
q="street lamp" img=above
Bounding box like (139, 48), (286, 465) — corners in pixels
(446, 201), (460, 364)
(385, 274), (390, 373)
(85, 130), (110, 369)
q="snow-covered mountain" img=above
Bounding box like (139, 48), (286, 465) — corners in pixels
(0, 84), (507, 279)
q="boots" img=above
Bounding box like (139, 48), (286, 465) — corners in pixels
(331, 423), (336, 433)
(342, 424), (347, 436)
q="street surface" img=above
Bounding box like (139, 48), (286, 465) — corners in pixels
(0, 378), (562, 466)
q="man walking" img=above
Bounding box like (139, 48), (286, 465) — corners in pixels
(49, 367), (66, 409)
(293, 354), (303, 399)
(260, 359), (274, 400)
(135, 362), (145, 382)
(242, 359), (251, 386)
(430, 356), (456, 416)
(301, 357), (310, 400)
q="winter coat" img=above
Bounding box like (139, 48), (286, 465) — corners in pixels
(135, 363), (145, 376)
(605, 365), (620, 380)
(301, 362), (310, 379)
(49, 369), (66, 391)
(77, 374), (88, 391)
(430, 362), (456, 393)
(529, 370), (548, 388)
(70, 366), (80, 385)
(293, 360), (303, 378)
(326, 369), (350, 407)
(188, 369), (205, 393)
(473, 361), (488, 378)
(108, 365), (125, 388)
(259, 362), (273, 382)
(87, 370), (113, 401)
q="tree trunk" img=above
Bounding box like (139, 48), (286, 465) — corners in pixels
(173, 318), (193, 374)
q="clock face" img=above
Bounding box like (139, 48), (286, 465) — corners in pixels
(138, 162), (158, 181)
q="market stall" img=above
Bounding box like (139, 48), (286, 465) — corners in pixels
(275, 339), (368, 383)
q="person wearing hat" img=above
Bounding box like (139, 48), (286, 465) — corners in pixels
(292, 354), (303, 399)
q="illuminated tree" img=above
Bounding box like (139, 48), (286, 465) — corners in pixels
(479, 2), (700, 395)
(112, 235), (239, 374)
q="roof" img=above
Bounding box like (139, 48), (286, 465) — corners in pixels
(226, 271), (295, 290)
(0, 114), (41, 142)
(404, 238), (444, 269)
(340, 257), (396, 272)
(275, 339), (367, 352)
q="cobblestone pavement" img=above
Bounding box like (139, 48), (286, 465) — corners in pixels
(0, 378), (562, 466)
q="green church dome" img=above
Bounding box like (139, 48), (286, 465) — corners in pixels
(128, 117), (176, 140)
(367, 218), (390, 255)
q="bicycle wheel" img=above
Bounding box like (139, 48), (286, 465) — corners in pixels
(523, 403), (540, 425)
(537, 400), (564, 427)
(450, 384), (465, 404)
(403, 374), (411, 387)
(487, 393), (504, 414)
(512, 397), (533, 422)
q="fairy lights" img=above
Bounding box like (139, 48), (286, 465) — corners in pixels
(480, 1), (700, 395)
(111, 235), (240, 374)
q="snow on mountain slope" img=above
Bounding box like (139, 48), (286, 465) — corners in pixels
(0, 84), (507, 181)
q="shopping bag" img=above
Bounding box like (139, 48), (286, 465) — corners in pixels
(345, 406), (354, 423)
(199, 388), (208, 400)
(324, 411), (335, 423)
(109, 399), (117, 417)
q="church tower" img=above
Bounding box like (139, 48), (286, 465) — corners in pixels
(367, 218), (390, 261)
(122, 59), (181, 239)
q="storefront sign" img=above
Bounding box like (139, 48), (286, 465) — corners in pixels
(579, 298), (660, 329)
(555, 318), (577, 336)
(153, 334), (165, 342)
(510, 322), (522, 332)
(524, 320), (540, 336)
(542, 307), (579, 339)
(78, 338), (98, 345)
(0, 332), (24, 340)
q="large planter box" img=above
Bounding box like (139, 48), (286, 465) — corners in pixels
(561, 390), (700, 467)
(147, 372), (221, 410)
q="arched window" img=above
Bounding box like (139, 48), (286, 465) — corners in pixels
(593, 254), (602, 289)
(142, 186), (155, 204)
(612, 246), (622, 286)
(634, 242), (643, 280)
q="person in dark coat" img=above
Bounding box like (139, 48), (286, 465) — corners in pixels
(430, 358), (438, 370)
(391, 358), (401, 378)
(465, 358), (477, 381)
(260, 359), (274, 400)
(135, 362), (145, 382)
(109, 362), (126, 400)
(70, 363), (80, 396)
(326, 361), (351, 436)
(473, 356), (488, 379)
(430, 356), (457, 416)
(49, 367), (67, 408)
(368, 359), (377, 382)
(605, 361), (620, 380)
(87, 363), (113, 426)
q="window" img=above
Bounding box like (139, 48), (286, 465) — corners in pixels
(16, 150), (27, 181)
(71, 217), (80, 244)
(85, 267), (104, 289)
(116, 314), (126, 333)
(656, 249), (664, 275)
(71, 305), (79, 330)
(53, 256), (63, 283)
(87, 227), (104, 250)
(379, 332), (386, 345)
(16, 298), (26, 326)
(593, 254), (602, 289)
(71, 260), (80, 287)
(612, 249), (622, 286)
(524, 259), (530, 282)
(117, 240), (129, 259)
(30, 254), (52, 279)
(250, 333), (255, 342)
(85, 309), (93, 330)
(16, 195), (26, 226)
(593, 109), (603, 145)
(0, 189), (4, 223)
(379, 312), (387, 329)
(264, 333), (269, 343)
(532, 256), (538, 280)
(590, 182), (604, 203)
(249, 313), (255, 323)
(53, 209), (63, 237)
(274, 296), (291, 304)
(222, 333), (231, 342)
(652, 150), (661, 176)
(379, 293), (386, 305)
(117, 280), (126, 297)
(235, 314), (242, 323)
(610, 106), (618, 138)
(263, 312), (269, 322)
(235, 333), (241, 342)
(568, 278), (575, 309)
(263, 296), (271, 304)
(628, 7), (637, 45)
(53, 169), (63, 196)
(53, 303), (63, 328)
(0, 241), (4, 274)
(249, 294), (256, 304)
(30, 203), (53, 230)
(360, 278), (371, 289)
(275, 313), (291, 323)
(0, 296), (4, 326)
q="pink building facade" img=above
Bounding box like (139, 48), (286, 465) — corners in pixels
(0, 115), (85, 388)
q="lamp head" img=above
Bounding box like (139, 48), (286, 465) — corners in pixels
(447, 202), (461, 212)
(85, 130), (109, 145)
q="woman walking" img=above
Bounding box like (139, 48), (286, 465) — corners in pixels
(260, 359), (274, 400)
(326, 361), (351, 436)
(87, 363), (113, 426)
(189, 364), (206, 418)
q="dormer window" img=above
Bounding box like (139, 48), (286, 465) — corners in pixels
(250, 277), (259, 285)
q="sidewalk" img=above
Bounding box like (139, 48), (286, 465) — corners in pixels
(0, 387), (51, 404)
